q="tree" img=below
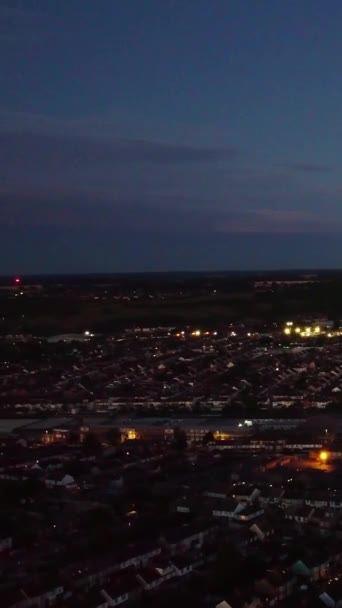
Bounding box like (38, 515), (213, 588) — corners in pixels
(82, 432), (101, 454)
(0, 478), (44, 506)
(212, 542), (243, 591)
(68, 430), (80, 444)
(85, 506), (114, 528)
(106, 428), (122, 446)
(173, 427), (187, 451)
(202, 431), (214, 445)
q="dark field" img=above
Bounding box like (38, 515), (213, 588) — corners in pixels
(1, 269), (342, 334)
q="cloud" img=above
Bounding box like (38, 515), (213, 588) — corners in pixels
(1, 110), (340, 239)
(0, 6), (39, 21)
(2, 182), (340, 237)
(0, 131), (237, 176)
(216, 207), (341, 234)
(3, 7), (33, 16)
(287, 162), (332, 173)
(0, 188), (213, 233)
(0, 108), (81, 134)
(0, 5), (45, 44)
(2, 226), (342, 275)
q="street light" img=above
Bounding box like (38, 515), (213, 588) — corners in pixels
(319, 450), (328, 463)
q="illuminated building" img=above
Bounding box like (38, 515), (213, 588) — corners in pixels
(126, 429), (137, 440)
(213, 431), (231, 441)
(43, 428), (73, 444)
(283, 321), (339, 338)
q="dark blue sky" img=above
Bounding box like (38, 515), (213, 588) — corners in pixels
(1, 0), (342, 273)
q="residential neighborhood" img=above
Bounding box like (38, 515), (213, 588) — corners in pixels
(1, 317), (342, 418)
(1, 412), (342, 607)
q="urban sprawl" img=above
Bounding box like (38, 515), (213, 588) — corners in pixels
(2, 310), (342, 607)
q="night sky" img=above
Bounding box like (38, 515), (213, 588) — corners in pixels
(1, 0), (342, 273)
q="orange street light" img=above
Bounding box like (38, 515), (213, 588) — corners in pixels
(319, 450), (328, 463)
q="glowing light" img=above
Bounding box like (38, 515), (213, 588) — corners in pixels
(14, 277), (21, 284)
(294, 327), (301, 334)
(319, 451), (328, 462)
(84, 330), (90, 336)
(214, 431), (230, 440)
(286, 321), (293, 327)
(284, 328), (291, 335)
(192, 330), (201, 337)
(314, 326), (321, 334)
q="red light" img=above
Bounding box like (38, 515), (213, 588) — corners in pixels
(14, 277), (21, 285)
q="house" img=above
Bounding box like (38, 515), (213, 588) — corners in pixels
(172, 553), (201, 576)
(282, 490), (305, 508)
(329, 492), (342, 509)
(118, 544), (162, 570)
(203, 486), (228, 499)
(163, 523), (216, 554)
(285, 505), (315, 524)
(305, 490), (329, 509)
(216, 598), (261, 608)
(5, 583), (64, 608)
(236, 503), (264, 523)
(291, 559), (311, 578)
(269, 487), (285, 504)
(65, 545), (162, 590)
(212, 496), (264, 522)
(292, 545), (342, 583)
(212, 498), (244, 520)
(315, 580), (342, 608)
(255, 568), (296, 604)
(175, 495), (195, 514)
(230, 484), (253, 502)
(308, 552), (341, 582)
(0, 535), (12, 553)
(85, 569), (140, 608)
(249, 521), (274, 541)
(136, 566), (173, 590)
(45, 473), (75, 488)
